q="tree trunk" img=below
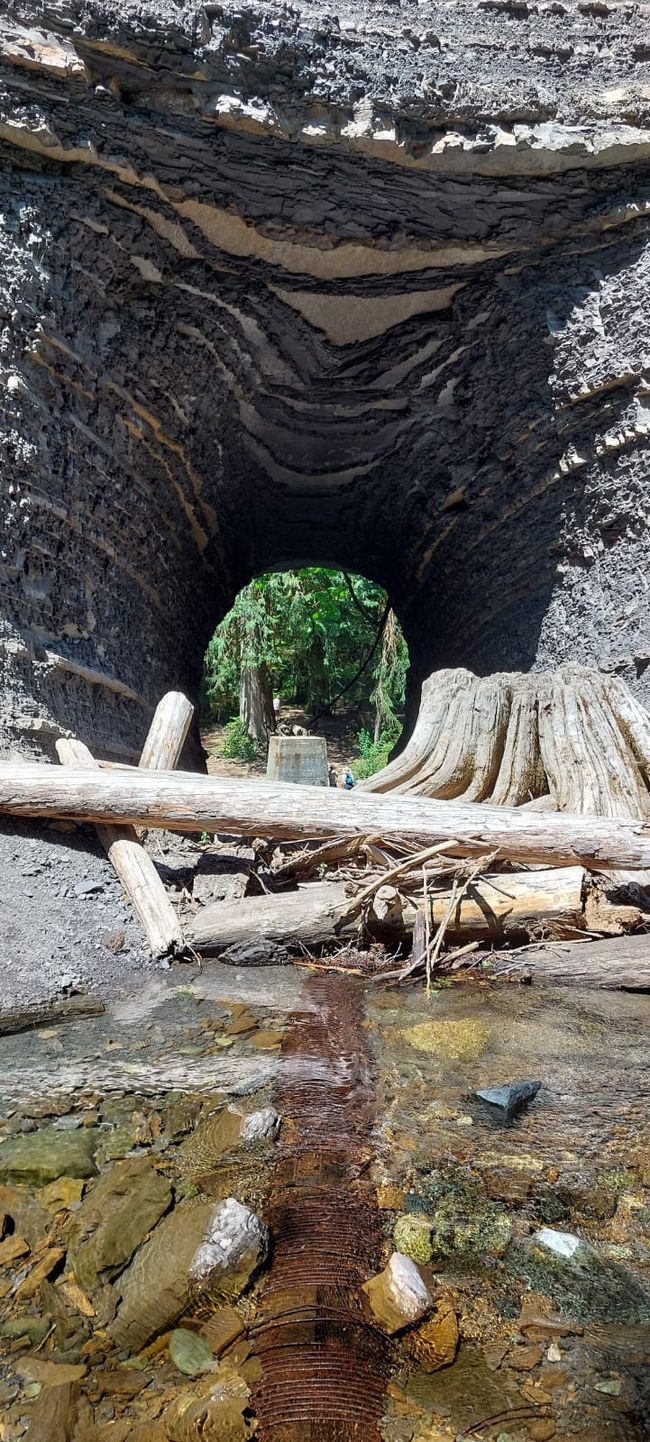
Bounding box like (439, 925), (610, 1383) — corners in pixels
(486, 934), (650, 990)
(139, 691), (194, 771)
(6, 761), (650, 870)
(240, 665), (275, 743)
(360, 665), (650, 896)
(189, 868), (593, 955)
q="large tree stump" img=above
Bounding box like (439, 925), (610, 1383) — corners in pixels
(361, 665), (650, 896)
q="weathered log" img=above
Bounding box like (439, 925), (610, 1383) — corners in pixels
(0, 994), (105, 1036)
(55, 739), (184, 959)
(189, 868), (590, 955)
(486, 934), (650, 991)
(3, 763), (650, 871)
(191, 882), (351, 953)
(138, 691), (194, 771)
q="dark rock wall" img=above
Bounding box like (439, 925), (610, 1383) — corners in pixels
(1, 1), (650, 759)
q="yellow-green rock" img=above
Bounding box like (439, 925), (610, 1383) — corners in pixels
(393, 1213), (434, 1265)
(400, 1019), (490, 1060)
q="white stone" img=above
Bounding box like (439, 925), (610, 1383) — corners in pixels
(191, 1197), (268, 1283)
(239, 1106), (280, 1144)
(385, 1252), (432, 1324)
(533, 1227), (594, 1260)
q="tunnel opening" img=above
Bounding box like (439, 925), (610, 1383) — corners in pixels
(200, 567), (410, 783)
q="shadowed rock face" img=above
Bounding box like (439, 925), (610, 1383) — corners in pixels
(2, 1), (650, 760)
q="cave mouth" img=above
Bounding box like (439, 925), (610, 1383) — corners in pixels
(199, 567), (410, 779)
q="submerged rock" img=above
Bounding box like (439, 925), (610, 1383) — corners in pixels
(191, 1197), (268, 1298)
(473, 1080), (542, 1119)
(111, 1198), (267, 1352)
(400, 1019), (490, 1060)
(407, 1299), (459, 1373)
(169, 1328), (215, 1377)
(393, 1213), (434, 1265)
(363, 1251), (432, 1334)
(0, 1128), (98, 1186)
(508, 1227), (650, 1324)
(164, 1372), (254, 1441)
(431, 1194), (512, 1260)
(178, 1105), (280, 1180)
(66, 1158), (172, 1290)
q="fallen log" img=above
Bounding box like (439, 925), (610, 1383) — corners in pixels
(3, 765), (650, 871)
(0, 994), (105, 1036)
(138, 691), (194, 772)
(56, 738), (184, 959)
(189, 867), (592, 955)
(486, 934), (650, 990)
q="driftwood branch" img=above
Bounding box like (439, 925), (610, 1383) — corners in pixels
(485, 934), (650, 991)
(53, 689), (194, 958)
(56, 738), (185, 959)
(3, 764), (650, 871)
(138, 691), (194, 771)
(0, 995), (105, 1037)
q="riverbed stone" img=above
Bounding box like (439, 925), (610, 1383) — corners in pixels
(169, 1328), (215, 1377)
(111, 1197), (266, 1352)
(190, 1197), (268, 1298)
(508, 1229), (650, 1323)
(66, 1158), (172, 1290)
(363, 1252), (432, 1334)
(0, 1128), (98, 1186)
(393, 1213), (434, 1265)
(473, 1081), (542, 1119)
(431, 1195), (512, 1260)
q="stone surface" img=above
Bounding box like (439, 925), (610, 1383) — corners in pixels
(363, 1251), (432, 1334)
(2, 0), (650, 779)
(266, 736), (329, 787)
(190, 1197), (268, 1295)
(0, 1128), (98, 1186)
(393, 1213), (434, 1266)
(407, 1300), (459, 1373)
(474, 1081), (542, 1120)
(66, 1158), (172, 1289)
(168, 1328), (215, 1377)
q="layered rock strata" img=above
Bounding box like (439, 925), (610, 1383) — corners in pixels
(2, 1), (650, 758)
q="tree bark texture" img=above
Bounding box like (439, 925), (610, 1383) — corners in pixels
(361, 665), (650, 894)
(4, 762), (650, 871)
(240, 665), (275, 743)
(486, 934), (650, 990)
(189, 867), (590, 954)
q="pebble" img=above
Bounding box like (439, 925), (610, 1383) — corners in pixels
(169, 1327), (215, 1377)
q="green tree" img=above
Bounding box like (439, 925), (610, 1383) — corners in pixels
(202, 568), (408, 740)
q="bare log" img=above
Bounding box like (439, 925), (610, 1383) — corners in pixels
(138, 691), (194, 771)
(0, 994), (105, 1036)
(4, 763), (650, 871)
(486, 934), (650, 991)
(56, 739), (184, 959)
(190, 882), (351, 953)
(189, 868), (590, 955)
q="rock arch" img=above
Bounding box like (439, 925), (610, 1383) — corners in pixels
(2, 2), (650, 762)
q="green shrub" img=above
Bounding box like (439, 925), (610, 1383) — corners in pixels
(353, 725), (399, 780)
(219, 718), (263, 762)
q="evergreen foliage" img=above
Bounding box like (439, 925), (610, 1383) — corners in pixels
(203, 568), (408, 739)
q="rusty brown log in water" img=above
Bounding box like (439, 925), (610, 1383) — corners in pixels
(252, 973), (392, 1440)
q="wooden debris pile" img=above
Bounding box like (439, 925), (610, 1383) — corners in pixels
(1, 672), (650, 989)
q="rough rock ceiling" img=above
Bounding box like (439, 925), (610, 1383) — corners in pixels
(1, 1), (650, 759)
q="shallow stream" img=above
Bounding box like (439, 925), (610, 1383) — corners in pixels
(0, 964), (648, 1441)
